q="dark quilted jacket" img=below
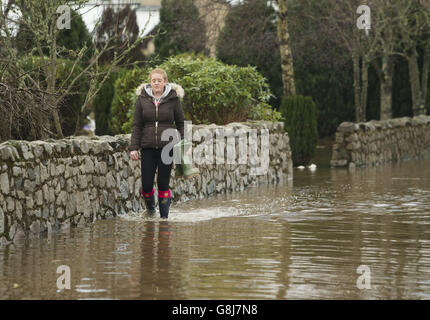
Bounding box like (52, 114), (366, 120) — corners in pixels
(129, 83), (185, 151)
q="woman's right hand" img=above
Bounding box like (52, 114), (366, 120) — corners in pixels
(130, 151), (139, 161)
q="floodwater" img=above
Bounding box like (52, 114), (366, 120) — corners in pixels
(1, 151), (430, 300)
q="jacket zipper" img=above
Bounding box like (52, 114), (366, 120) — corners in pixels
(151, 95), (167, 149)
(155, 103), (158, 149)
(155, 98), (162, 149)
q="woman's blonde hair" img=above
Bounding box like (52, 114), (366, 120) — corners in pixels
(149, 68), (168, 82)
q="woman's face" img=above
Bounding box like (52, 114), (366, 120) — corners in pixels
(150, 72), (167, 94)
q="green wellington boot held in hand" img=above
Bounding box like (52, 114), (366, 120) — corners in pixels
(174, 139), (200, 179)
(174, 162), (183, 178)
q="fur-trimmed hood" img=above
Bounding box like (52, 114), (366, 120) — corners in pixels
(135, 83), (185, 99)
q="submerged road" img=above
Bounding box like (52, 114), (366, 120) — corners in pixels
(1, 153), (430, 299)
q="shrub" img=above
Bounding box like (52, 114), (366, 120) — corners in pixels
(280, 95), (318, 166)
(216, 0), (282, 109)
(118, 54), (282, 133)
(91, 67), (124, 136)
(95, 6), (145, 66)
(156, 54), (281, 124)
(154, 0), (207, 60)
(110, 68), (146, 134)
(18, 55), (88, 137)
(122, 91), (138, 134)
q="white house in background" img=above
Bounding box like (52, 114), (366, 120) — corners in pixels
(77, 0), (161, 36)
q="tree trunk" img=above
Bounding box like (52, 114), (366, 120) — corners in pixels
(408, 50), (426, 116)
(39, 95), (49, 140)
(352, 38), (367, 123)
(276, 0), (296, 98)
(379, 55), (394, 120)
(421, 0), (430, 13)
(380, 81), (393, 120)
(360, 59), (369, 122)
(49, 17), (64, 139)
(194, 0), (228, 58)
(74, 112), (82, 136)
(352, 49), (362, 122)
(421, 46), (430, 113)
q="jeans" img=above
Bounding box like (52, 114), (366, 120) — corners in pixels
(140, 147), (173, 193)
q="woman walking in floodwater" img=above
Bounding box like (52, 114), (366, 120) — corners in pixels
(129, 68), (185, 219)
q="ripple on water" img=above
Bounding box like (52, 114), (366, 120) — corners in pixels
(2, 157), (430, 300)
(118, 204), (271, 223)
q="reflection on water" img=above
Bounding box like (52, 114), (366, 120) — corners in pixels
(1, 157), (430, 299)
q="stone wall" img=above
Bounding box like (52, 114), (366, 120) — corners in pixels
(331, 115), (430, 168)
(0, 121), (292, 244)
